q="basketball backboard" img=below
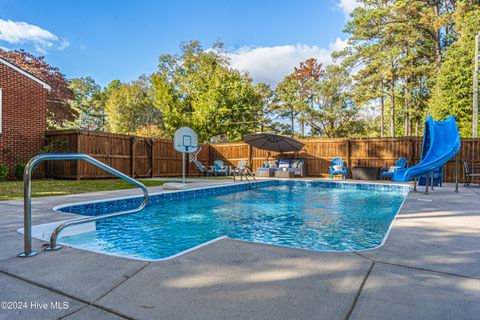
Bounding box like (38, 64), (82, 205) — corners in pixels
(174, 127), (198, 153)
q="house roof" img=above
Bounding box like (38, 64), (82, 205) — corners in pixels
(0, 57), (52, 90)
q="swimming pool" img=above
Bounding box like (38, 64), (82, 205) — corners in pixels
(45, 181), (409, 260)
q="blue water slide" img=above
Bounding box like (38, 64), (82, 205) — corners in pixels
(392, 115), (461, 182)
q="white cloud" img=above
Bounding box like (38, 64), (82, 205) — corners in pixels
(58, 39), (70, 50)
(227, 38), (347, 86)
(0, 19), (69, 53)
(329, 37), (348, 52)
(338, 0), (361, 17)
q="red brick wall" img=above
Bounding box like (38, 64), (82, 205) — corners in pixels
(0, 63), (47, 177)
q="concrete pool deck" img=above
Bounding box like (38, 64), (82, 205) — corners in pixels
(0, 179), (479, 319)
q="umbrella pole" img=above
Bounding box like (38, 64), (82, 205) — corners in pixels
(249, 145), (254, 169)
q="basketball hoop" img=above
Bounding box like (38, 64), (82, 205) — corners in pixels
(164, 127), (199, 190)
(174, 127), (198, 154)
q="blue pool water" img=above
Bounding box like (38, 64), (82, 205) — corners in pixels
(58, 181), (408, 260)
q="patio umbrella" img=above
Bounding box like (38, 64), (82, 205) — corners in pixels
(244, 132), (304, 167)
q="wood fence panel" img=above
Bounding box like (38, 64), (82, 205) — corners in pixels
(300, 139), (347, 176)
(79, 132), (132, 178)
(44, 130), (480, 183)
(44, 130), (210, 179)
(44, 131), (80, 179)
(210, 137), (480, 182)
(134, 139), (151, 178)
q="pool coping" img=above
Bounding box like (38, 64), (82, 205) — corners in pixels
(18, 179), (412, 261)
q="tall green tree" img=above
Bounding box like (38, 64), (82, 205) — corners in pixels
(293, 58), (324, 136)
(337, 0), (458, 137)
(68, 77), (105, 130)
(254, 83), (276, 132)
(152, 41), (261, 142)
(339, 0), (403, 136)
(274, 74), (306, 137)
(306, 65), (364, 137)
(105, 77), (162, 135)
(429, 1), (480, 137)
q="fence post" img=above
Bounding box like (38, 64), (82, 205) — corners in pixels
(346, 139), (351, 176)
(76, 131), (81, 180)
(131, 137), (136, 178)
(209, 145), (213, 167)
(151, 139), (155, 178)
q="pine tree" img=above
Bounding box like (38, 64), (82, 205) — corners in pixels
(429, 2), (480, 137)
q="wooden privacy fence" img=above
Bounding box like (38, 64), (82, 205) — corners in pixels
(44, 130), (480, 183)
(211, 138), (480, 183)
(44, 130), (210, 179)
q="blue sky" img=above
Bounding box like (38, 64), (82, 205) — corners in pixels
(0, 0), (357, 87)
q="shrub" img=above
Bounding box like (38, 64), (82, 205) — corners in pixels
(134, 124), (164, 139)
(0, 164), (8, 181)
(14, 163), (26, 180)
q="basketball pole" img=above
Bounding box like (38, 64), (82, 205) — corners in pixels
(182, 152), (186, 185)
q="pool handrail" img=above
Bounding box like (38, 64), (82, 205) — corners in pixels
(232, 160), (257, 187)
(18, 153), (149, 257)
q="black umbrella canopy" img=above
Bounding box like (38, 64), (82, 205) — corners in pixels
(244, 132), (304, 153)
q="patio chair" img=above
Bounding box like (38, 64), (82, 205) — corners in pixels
(210, 160), (229, 176)
(232, 160), (247, 176)
(193, 160), (212, 177)
(329, 158), (347, 179)
(462, 160), (480, 187)
(232, 160), (256, 181)
(381, 158), (408, 180)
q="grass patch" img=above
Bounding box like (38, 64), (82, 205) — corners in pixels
(0, 179), (170, 201)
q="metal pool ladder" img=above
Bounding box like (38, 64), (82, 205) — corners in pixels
(19, 153), (149, 257)
(233, 161), (257, 188)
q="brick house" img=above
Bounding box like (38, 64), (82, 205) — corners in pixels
(0, 57), (50, 176)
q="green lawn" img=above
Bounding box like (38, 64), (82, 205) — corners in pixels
(0, 179), (171, 201)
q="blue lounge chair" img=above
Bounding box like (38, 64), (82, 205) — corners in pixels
(329, 158), (347, 179)
(193, 160), (213, 177)
(381, 158), (408, 180)
(211, 160), (229, 176)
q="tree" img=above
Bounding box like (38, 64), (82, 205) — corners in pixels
(135, 124), (164, 139)
(337, 0), (448, 137)
(152, 41), (262, 142)
(306, 65), (364, 137)
(254, 83), (276, 132)
(68, 77), (105, 130)
(104, 77), (162, 135)
(339, 1), (401, 136)
(0, 49), (76, 128)
(274, 74), (306, 136)
(429, 2), (480, 137)
(293, 58), (324, 136)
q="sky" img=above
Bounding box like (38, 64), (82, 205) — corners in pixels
(0, 0), (359, 87)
